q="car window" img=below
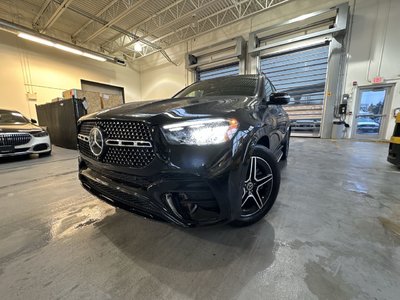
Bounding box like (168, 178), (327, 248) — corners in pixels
(174, 76), (258, 98)
(0, 111), (29, 124)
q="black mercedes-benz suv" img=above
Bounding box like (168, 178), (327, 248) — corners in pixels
(78, 75), (290, 227)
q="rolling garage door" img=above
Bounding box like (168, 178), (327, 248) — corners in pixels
(198, 63), (240, 81)
(261, 45), (329, 137)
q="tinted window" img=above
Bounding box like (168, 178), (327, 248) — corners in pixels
(0, 110), (29, 124)
(174, 76), (258, 98)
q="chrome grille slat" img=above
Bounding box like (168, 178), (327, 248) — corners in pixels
(0, 133), (31, 146)
(78, 120), (155, 168)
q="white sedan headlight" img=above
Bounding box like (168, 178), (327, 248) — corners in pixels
(31, 130), (49, 137)
(161, 118), (239, 145)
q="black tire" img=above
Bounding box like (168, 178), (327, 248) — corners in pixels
(39, 150), (52, 157)
(281, 130), (290, 161)
(230, 145), (281, 227)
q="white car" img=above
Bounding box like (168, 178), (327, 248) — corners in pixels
(0, 109), (52, 157)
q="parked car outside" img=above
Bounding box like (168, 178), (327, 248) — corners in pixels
(77, 75), (290, 227)
(356, 118), (380, 134)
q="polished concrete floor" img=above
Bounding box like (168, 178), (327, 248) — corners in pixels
(0, 139), (399, 299)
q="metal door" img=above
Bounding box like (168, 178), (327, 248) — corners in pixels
(260, 45), (329, 137)
(353, 86), (392, 140)
(197, 63), (239, 81)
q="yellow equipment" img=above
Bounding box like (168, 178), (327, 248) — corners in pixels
(388, 113), (400, 166)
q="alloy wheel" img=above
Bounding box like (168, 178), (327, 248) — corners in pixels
(241, 156), (274, 217)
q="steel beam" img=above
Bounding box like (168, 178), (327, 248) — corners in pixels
(71, 0), (119, 40)
(50, 0), (176, 64)
(81, 0), (149, 43)
(34, 0), (75, 32)
(104, 0), (225, 54)
(120, 0), (291, 61)
(101, 0), (188, 52)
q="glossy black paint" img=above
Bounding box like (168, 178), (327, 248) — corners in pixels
(78, 75), (290, 226)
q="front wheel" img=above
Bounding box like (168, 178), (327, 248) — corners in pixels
(230, 145), (281, 227)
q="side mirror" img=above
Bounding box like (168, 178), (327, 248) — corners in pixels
(269, 92), (290, 105)
(31, 118), (37, 124)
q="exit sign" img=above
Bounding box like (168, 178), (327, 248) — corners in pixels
(372, 76), (384, 84)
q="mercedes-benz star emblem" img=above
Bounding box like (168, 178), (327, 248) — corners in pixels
(89, 127), (104, 157)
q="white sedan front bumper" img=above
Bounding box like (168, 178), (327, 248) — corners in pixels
(0, 134), (51, 157)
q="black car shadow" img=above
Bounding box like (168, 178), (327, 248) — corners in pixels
(94, 210), (276, 298)
(0, 153), (44, 164)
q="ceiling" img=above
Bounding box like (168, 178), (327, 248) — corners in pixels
(0, 0), (291, 64)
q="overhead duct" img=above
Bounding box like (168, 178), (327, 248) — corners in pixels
(0, 18), (126, 66)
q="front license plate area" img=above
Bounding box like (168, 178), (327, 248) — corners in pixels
(0, 145), (15, 154)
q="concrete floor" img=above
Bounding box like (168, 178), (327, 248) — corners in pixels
(0, 139), (399, 299)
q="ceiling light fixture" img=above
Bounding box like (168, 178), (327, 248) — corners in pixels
(17, 32), (106, 62)
(134, 42), (142, 52)
(54, 43), (83, 55)
(17, 32), (54, 47)
(82, 52), (107, 62)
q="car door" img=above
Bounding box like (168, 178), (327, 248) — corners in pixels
(264, 79), (281, 153)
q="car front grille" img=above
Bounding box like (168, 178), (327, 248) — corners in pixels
(78, 120), (155, 168)
(0, 133), (31, 146)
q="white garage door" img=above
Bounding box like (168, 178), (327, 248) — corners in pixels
(261, 45), (329, 137)
(198, 63), (240, 81)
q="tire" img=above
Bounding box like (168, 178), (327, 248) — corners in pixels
(281, 130), (290, 161)
(230, 145), (281, 227)
(39, 150), (52, 157)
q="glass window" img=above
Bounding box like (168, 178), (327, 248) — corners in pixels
(0, 110), (29, 124)
(175, 76), (259, 98)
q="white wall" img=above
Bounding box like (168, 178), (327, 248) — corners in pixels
(344, 0), (400, 140)
(0, 31), (141, 120)
(140, 62), (188, 100)
(139, 0), (400, 140)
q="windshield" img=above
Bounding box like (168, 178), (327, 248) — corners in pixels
(0, 110), (29, 124)
(174, 76), (259, 98)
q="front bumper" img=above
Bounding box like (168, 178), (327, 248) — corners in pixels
(78, 142), (247, 227)
(0, 135), (51, 157)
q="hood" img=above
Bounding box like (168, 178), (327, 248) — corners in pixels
(80, 96), (257, 124)
(0, 123), (42, 133)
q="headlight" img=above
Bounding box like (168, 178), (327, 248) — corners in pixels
(31, 131), (49, 137)
(161, 118), (239, 145)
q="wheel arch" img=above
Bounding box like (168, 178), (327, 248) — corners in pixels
(256, 135), (270, 149)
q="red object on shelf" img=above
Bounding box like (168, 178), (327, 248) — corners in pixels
(372, 76), (384, 84)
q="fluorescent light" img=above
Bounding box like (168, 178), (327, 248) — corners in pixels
(134, 42), (142, 52)
(17, 32), (107, 63)
(54, 44), (83, 55)
(18, 32), (54, 47)
(82, 52), (107, 62)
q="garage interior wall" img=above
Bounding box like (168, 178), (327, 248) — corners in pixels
(139, 0), (400, 140)
(0, 30), (141, 121)
(0, 0), (398, 140)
